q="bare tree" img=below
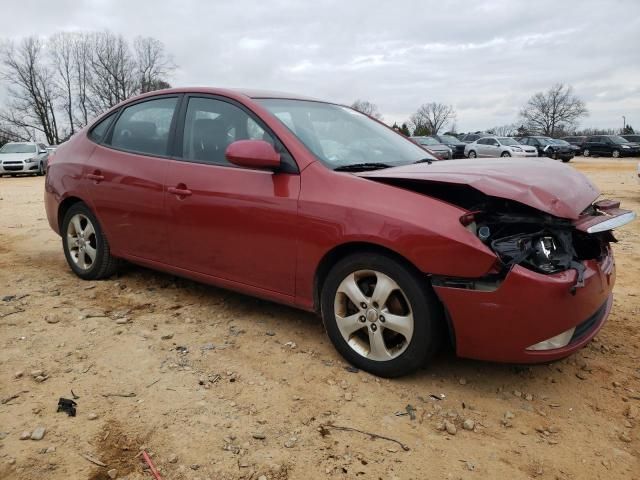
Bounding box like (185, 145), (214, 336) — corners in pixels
(49, 32), (76, 136)
(71, 33), (93, 127)
(520, 83), (588, 136)
(133, 36), (173, 94)
(350, 99), (383, 120)
(410, 102), (456, 135)
(487, 123), (518, 137)
(0, 37), (60, 144)
(87, 31), (138, 115)
(0, 31), (176, 143)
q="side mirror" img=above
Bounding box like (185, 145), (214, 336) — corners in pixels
(225, 140), (281, 170)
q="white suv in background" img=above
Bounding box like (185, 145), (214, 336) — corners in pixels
(465, 136), (537, 158)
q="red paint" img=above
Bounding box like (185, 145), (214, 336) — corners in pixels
(225, 139), (281, 169)
(44, 87), (622, 364)
(358, 157), (600, 219)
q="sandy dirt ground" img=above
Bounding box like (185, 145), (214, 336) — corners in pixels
(0, 157), (638, 480)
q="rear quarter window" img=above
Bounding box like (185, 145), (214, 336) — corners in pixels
(88, 112), (118, 143)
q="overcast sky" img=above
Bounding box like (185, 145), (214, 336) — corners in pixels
(1, 0), (639, 132)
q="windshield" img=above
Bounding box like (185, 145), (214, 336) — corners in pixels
(498, 137), (520, 146)
(257, 99), (436, 168)
(438, 135), (463, 144)
(536, 137), (554, 146)
(609, 136), (630, 144)
(414, 137), (439, 146)
(551, 139), (570, 146)
(0, 143), (36, 154)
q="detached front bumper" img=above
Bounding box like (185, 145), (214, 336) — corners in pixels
(433, 251), (615, 363)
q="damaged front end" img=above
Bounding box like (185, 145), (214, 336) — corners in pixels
(460, 201), (620, 294)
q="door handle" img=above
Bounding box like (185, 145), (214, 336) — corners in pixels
(168, 185), (192, 197)
(87, 171), (104, 183)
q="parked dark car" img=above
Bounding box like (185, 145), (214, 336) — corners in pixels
(582, 135), (640, 158)
(518, 136), (574, 162)
(551, 139), (581, 156)
(429, 134), (466, 158)
(561, 136), (587, 155)
(621, 134), (640, 144)
(44, 87), (635, 377)
(460, 133), (488, 143)
(409, 136), (452, 160)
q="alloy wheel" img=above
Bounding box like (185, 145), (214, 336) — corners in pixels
(333, 270), (414, 361)
(66, 213), (97, 271)
(583, 149), (590, 157)
(468, 151), (477, 158)
(612, 150), (620, 158)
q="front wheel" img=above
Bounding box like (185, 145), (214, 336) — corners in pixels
(321, 253), (442, 377)
(583, 149), (590, 157)
(501, 151), (511, 157)
(61, 203), (118, 280)
(37, 162), (44, 176)
(612, 149), (620, 158)
(468, 150), (477, 158)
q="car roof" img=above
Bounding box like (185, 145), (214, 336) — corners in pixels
(133, 87), (322, 102)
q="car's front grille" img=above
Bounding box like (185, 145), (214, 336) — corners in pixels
(570, 301), (608, 343)
(2, 162), (24, 171)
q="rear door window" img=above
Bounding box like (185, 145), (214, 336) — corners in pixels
(109, 97), (178, 156)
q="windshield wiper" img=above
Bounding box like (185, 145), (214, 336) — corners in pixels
(334, 163), (392, 172)
(413, 157), (434, 165)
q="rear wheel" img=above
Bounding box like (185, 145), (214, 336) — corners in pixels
(61, 203), (118, 280)
(321, 253), (442, 377)
(468, 150), (477, 158)
(612, 149), (620, 158)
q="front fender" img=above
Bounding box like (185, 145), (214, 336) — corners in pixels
(294, 163), (497, 308)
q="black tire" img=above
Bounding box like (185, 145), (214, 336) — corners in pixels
(320, 252), (443, 377)
(37, 162), (44, 176)
(61, 202), (118, 280)
(501, 151), (511, 157)
(468, 150), (477, 158)
(562, 158), (571, 163)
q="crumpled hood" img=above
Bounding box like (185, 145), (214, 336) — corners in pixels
(0, 153), (36, 163)
(356, 157), (600, 220)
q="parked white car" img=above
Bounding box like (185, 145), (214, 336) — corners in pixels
(0, 142), (49, 176)
(465, 136), (537, 158)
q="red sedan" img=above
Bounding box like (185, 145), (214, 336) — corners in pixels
(45, 88), (636, 377)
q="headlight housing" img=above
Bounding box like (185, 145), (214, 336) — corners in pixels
(511, 147), (523, 152)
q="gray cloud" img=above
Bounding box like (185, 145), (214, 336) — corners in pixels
(2, 0), (639, 131)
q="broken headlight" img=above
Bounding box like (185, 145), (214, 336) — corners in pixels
(532, 236), (560, 273)
(490, 231), (571, 274)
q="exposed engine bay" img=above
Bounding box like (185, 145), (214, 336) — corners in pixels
(369, 179), (618, 292)
(464, 205), (615, 292)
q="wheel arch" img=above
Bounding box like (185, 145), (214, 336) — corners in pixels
(57, 196), (85, 233)
(313, 241), (454, 353)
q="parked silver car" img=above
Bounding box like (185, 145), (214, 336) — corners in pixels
(464, 136), (537, 158)
(409, 136), (453, 160)
(0, 142), (49, 176)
